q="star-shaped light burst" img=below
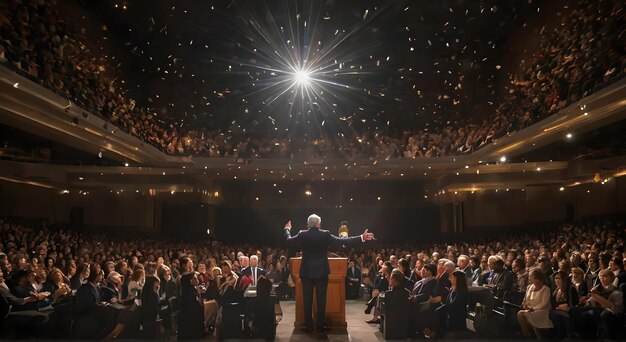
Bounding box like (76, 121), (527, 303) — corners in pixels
(218, 0), (397, 135)
(293, 69), (312, 87)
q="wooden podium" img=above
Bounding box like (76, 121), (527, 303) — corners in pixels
(290, 257), (348, 327)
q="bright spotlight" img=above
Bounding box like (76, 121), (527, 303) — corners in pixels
(499, 156), (507, 163)
(293, 69), (311, 86)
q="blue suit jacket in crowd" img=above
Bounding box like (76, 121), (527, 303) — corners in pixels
(284, 226), (362, 280)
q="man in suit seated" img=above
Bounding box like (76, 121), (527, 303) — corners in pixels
(241, 255), (265, 288)
(409, 263), (437, 337)
(472, 258), (516, 318)
(345, 260), (362, 300)
(380, 269), (411, 338)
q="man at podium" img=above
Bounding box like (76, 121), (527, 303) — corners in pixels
(283, 214), (375, 333)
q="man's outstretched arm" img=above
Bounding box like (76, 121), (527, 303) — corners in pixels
(283, 220), (299, 247)
(329, 229), (375, 248)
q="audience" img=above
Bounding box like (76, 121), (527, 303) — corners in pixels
(0, 0), (624, 162)
(1, 216), (626, 339)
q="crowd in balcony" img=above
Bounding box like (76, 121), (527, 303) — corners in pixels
(0, 0), (624, 161)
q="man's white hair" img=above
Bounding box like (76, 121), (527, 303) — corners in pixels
(308, 214), (321, 227)
(249, 255), (258, 261)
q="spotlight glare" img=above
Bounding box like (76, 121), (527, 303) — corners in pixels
(499, 156), (507, 163)
(293, 69), (311, 86)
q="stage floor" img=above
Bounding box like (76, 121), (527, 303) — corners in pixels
(273, 299), (384, 342)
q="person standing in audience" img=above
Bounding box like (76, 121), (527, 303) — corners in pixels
(158, 265), (177, 301)
(517, 268), (553, 338)
(178, 272), (204, 340)
(140, 275), (162, 339)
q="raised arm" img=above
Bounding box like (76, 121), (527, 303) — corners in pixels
(283, 220), (300, 247)
(329, 228), (375, 248)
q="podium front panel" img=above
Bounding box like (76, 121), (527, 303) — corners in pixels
(290, 257), (348, 327)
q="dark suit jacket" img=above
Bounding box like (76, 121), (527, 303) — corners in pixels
(384, 286), (410, 314)
(492, 270), (516, 298)
(284, 226), (362, 279)
(75, 282), (100, 314)
(346, 267), (362, 283)
(477, 270), (492, 286)
(241, 267), (267, 284)
(410, 277), (436, 304)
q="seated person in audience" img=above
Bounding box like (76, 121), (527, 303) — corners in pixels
(397, 258), (415, 291)
(197, 263), (210, 285)
(180, 256), (194, 275)
(241, 255), (265, 288)
(266, 261), (282, 287)
(549, 270), (578, 339)
(75, 267), (108, 314)
(178, 272), (204, 340)
(218, 260), (242, 305)
(409, 258), (423, 284)
(469, 256), (482, 284)
(10, 269), (49, 310)
(140, 275), (162, 339)
(0, 267), (47, 310)
(430, 259), (453, 306)
(477, 255), (498, 286)
(42, 267), (71, 305)
(426, 270), (469, 338)
(409, 263), (437, 337)
(585, 254), (600, 290)
(512, 258), (528, 290)
(345, 260), (362, 299)
(157, 265), (177, 301)
(570, 267), (588, 300)
(74, 267), (121, 338)
(127, 268), (144, 300)
(100, 271), (124, 304)
(365, 261), (391, 323)
(70, 262), (90, 290)
(517, 268), (553, 338)
(0, 267), (50, 333)
(571, 269), (624, 339)
(490, 259), (516, 299)
(381, 269), (410, 329)
(609, 256), (626, 288)
(457, 255), (472, 284)
(245, 276), (275, 338)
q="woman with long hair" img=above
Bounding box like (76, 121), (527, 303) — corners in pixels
(549, 270), (578, 339)
(178, 272), (204, 340)
(426, 270), (469, 338)
(140, 275), (162, 339)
